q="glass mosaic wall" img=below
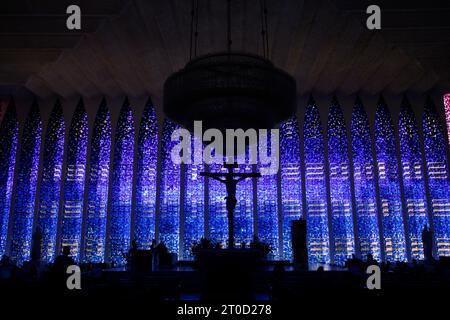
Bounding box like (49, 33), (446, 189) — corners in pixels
(3, 95), (449, 265)
(183, 135), (205, 259)
(303, 98), (330, 264)
(134, 100), (159, 250)
(0, 102), (18, 257)
(10, 102), (42, 265)
(83, 100), (111, 263)
(398, 98), (428, 260)
(374, 98), (407, 261)
(351, 99), (382, 261)
(280, 117), (302, 260)
(36, 101), (65, 263)
(60, 100), (88, 261)
(423, 97), (450, 257)
(159, 119), (181, 254)
(328, 99), (355, 265)
(109, 100), (135, 265)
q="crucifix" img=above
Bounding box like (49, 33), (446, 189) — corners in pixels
(200, 163), (261, 249)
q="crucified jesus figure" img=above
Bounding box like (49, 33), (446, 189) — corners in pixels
(201, 163), (261, 249)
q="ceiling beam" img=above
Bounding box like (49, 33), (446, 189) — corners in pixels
(0, 0), (128, 15)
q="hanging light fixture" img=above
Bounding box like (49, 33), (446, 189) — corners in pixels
(163, 0), (296, 132)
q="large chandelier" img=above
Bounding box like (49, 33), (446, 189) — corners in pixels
(163, 0), (296, 132)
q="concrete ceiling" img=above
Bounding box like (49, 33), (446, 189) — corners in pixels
(1, 0), (449, 104)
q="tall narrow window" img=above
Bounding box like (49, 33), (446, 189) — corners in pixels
(303, 97), (330, 264)
(444, 94), (450, 147)
(423, 97), (450, 257)
(208, 163), (228, 246)
(399, 97), (428, 260)
(375, 98), (407, 262)
(61, 100), (88, 261)
(109, 99), (135, 265)
(183, 135), (205, 259)
(257, 131), (279, 259)
(328, 98), (355, 265)
(234, 162), (254, 247)
(0, 101), (18, 257)
(83, 99), (111, 263)
(36, 100), (65, 263)
(351, 98), (383, 261)
(280, 117), (302, 260)
(10, 101), (42, 265)
(134, 100), (158, 249)
(159, 119), (181, 254)
(375, 98), (407, 261)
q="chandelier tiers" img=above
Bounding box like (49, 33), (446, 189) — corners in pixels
(163, 51), (297, 132)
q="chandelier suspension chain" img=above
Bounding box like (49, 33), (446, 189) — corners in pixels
(189, 0), (270, 59)
(189, 0), (200, 61)
(263, 0), (270, 59)
(189, 0), (195, 60)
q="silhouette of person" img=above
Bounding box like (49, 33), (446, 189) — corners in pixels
(150, 239), (157, 250)
(127, 239), (138, 272)
(0, 255), (14, 280)
(52, 246), (75, 290)
(150, 239), (157, 267)
(31, 227), (42, 263)
(54, 246), (75, 271)
(422, 225), (433, 261)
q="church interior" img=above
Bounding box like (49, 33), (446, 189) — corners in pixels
(0, 0), (450, 309)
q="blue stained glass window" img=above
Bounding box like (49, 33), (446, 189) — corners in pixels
(83, 100), (111, 263)
(398, 98), (428, 260)
(134, 100), (158, 250)
(374, 99), (407, 262)
(10, 101), (42, 265)
(60, 100), (88, 261)
(0, 101), (18, 257)
(183, 135), (205, 259)
(234, 163), (254, 247)
(279, 117), (302, 260)
(257, 131), (279, 259)
(351, 99), (384, 261)
(303, 98), (330, 264)
(208, 163), (228, 246)
(423, 97), (450, 257)
(159, 119), (181, 254)
(36, 100), (65, 263)
(109, 100), (135, 266)
(328, 99), (356, 265)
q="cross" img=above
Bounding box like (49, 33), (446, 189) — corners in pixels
(200, 163), (261, 249)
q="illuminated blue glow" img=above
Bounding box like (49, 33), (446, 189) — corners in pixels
(134, 100), (158, 250)
(303, 100), (330, 264)
(207, 163), (228, 246)
(83, 100), (111, 263)
(328, 100), (355, 265)
(183, 135), (205, 259)
(109, 100), (135, 266)
(60, 100), (88, 261)
(423, 98), (450, 257)
(159, 119), (181, 254)
(257, 131), (279, 259)
(10, 102), (42, 265)
(280, 117), (302, 260)
(0, 102), (18, 257)
(351, 100), (383, 261)
(234, 163), (254, 247)
(399, 99), (428, 260)
(36, 101), (65, 263)
(375, 100), (407, 261)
